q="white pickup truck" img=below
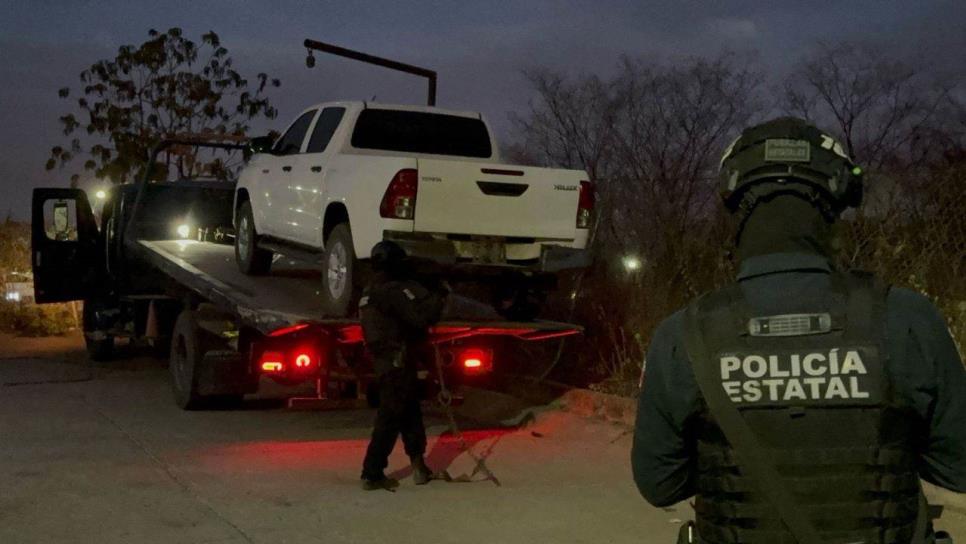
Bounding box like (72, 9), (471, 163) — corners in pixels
(234, 101), (593, 317)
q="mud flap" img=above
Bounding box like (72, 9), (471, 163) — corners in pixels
(197, 349), (257, 395)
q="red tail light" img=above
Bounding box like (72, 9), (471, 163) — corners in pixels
(260, 351), (285, 373)
(380, 169), (418, 219)
(292, 349), (315, 370)
(268, 323), (311, 337)
(577, 180), (595, 229)
(459, 348), (493, 375)
(259, 348), (319, 374)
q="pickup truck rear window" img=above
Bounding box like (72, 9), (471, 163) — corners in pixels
(351, 109), (492, 158)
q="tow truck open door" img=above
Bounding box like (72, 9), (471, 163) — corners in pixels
(31, 188), (100, 303)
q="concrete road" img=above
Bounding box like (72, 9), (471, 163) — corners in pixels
(0, 335), (682, 544)
(1, 334), (963, 543)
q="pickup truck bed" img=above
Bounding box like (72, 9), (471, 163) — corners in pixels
(136, 239), (581, 342)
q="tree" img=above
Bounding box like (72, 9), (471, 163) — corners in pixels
(782, 41), (948, 173)
(509, 70), (622, 184)
(514, 53), (760, 291)
(511, 54), (761, 388)
(783, 41), (965, 352)
(47, 28), (280, 186)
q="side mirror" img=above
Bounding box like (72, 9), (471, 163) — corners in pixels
(249, 135), (275, 156)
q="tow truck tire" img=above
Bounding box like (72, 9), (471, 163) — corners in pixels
(85, 336), (114, 362)
(321, 223), (360, 317)
(235, 201), (273, 275)
(169, 310), (213, 410)
(82, 302), (114, 361)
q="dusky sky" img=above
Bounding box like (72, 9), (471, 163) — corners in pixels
(1, 0), (963, 218)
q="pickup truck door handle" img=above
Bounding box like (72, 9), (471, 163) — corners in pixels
(262, 169), (270, 174)
(282, 166), (292, 172)
(310, 166), (322, 173)
(477, 181), (529, 197)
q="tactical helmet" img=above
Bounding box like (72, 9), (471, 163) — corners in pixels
(719, 117), (864, 214)
(370, 240), (407, 272)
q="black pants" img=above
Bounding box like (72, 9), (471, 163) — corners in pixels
(361, 368), (426, 480)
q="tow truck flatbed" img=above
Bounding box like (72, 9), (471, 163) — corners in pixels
(136, 239), (582, 343)
(31, 138), (583, 409)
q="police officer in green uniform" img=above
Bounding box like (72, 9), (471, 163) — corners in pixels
(359, 241), (446, 491)
(632, 117), (966, 543)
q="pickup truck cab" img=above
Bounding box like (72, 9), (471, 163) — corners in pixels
(234, 101), (593, 317)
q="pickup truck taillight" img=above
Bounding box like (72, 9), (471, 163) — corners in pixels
(577, 180), (595, 229)
(380, 169), (418, 219)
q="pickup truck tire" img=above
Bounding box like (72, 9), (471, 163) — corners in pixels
(321, 223), (360, 317)
(235, 201), (273, 275)
(170, 309), (217, 410)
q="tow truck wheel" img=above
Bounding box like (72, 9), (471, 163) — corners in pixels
(235, 201), (273, 275)
(82, 301), (114, 361)
(169, 309), (214, 410)
(84, 335), (114, 362)
(321, 223), (360, 317)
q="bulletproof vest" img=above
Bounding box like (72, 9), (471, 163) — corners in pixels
(359, 279), (431, 374)
(688, 272), (923, 544)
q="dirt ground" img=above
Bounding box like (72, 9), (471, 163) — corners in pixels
(0, 333), (962, 543)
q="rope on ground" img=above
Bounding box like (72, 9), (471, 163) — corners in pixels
(432, 345), (501, 487)
(536, 268), (586, 382)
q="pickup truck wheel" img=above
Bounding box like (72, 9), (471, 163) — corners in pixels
(235, 201), (273, 275)
(321, 223), (360, 317)
(169, 309), (216, 410)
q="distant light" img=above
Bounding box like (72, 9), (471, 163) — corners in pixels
(622, 256), (642, 272)
(852, 166), (863, 176)
(94, 189), (107, 200)
(5, 292), (20, 302)
(176, 224), (191, 239)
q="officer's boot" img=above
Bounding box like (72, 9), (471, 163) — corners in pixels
(411, 455), (433, 485)
(361, 475), (399, 491)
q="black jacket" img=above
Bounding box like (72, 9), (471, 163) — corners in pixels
(632, 252), (966, 507)
(359, 277), (445, 375)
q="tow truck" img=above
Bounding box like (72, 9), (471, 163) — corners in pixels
(30, 139), (582, 409)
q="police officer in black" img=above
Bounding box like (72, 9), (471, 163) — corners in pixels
(359, 241), (446, 491)
(632, 117), (966, 543)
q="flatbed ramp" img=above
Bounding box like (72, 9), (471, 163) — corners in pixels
(136, 240), (581, 341)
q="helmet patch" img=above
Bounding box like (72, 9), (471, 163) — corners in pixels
(764, 139), (811, 162)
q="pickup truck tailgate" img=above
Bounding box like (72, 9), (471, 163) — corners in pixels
(414, 159), (583, 239)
